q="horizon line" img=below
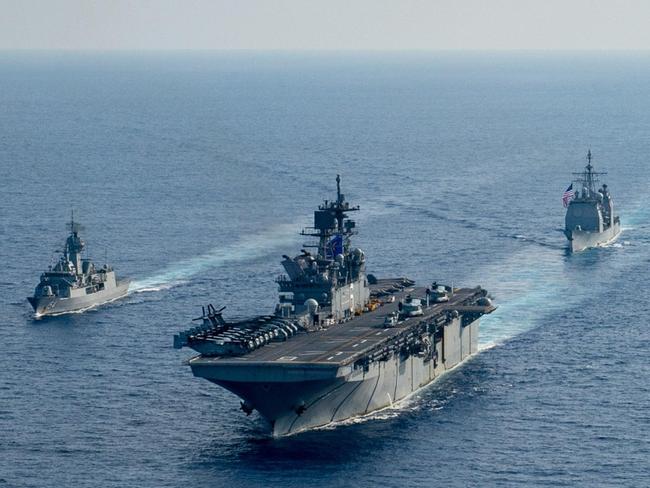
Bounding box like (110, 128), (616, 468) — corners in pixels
(3, 48), (650, 54)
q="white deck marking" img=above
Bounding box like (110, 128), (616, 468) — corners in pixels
(327, 356), (334, 360)
(352, 343), (359, 348)
(361, 339), (368, 343)
(335, 351), (343, 356)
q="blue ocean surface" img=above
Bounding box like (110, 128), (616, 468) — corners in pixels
(0, 52), (648, 487)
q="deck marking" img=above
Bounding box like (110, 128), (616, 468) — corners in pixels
(327, 356), (334, 360)
(352, 343), (359, 348)
(335, 351), (343, 356)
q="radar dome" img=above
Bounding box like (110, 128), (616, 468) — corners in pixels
(477, 297), (492, 307)
(304, 298), (319, 314)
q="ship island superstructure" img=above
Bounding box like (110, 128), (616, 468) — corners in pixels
(174, 177), (495, 436)
(564, 150), (621, 252)
(27, 214), (130, 316)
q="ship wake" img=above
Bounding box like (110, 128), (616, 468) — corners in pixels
(129, 223), (301, 293)
(473, 222), (638, 347)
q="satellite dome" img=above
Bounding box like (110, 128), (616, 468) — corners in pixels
(304, 298), (319, 314)
(477, 297), (492, 307)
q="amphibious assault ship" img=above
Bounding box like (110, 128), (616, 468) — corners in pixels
(174, 177), (495, 436)
(27, 214), (130, 316)
(564, 150), (621, 252)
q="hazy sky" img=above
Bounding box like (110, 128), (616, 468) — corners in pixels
(2, 0), (650, 50)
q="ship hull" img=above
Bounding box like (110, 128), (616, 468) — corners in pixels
(191, 316), (479, 436)
(565, 221), (621, 252)
(28, 280), (130, 317)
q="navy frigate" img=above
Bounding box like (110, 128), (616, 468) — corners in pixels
(27, 214), (130, 316)
(564, 150), (621, 252)
(174, 176), (495, 436)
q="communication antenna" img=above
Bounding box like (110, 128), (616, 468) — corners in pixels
(300, 175), (360, 258)
(336, 174), (342, 203)
(572, 149), (607, 196)
(66, 209), (85, 235)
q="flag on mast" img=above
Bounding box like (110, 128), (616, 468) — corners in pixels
(326, 234), (343, 258)
(562, 183), (575, 207)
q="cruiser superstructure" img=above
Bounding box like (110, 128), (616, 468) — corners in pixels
(174, 176), (495, 436)
(27, 214), (130, 316)
(564, 150), (621, 252)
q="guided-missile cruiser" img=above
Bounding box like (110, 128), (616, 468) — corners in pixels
(564, 150), (621, 252)
(174, 176), (495, 436)
(27, 213), (130, 317)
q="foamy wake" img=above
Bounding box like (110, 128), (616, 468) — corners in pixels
(312, 391), (422, 434)
(467, 245), (579, 347)
(129, 281), (188, 294)
(475, 220), (636, 347)
(129, 223), (301, 294)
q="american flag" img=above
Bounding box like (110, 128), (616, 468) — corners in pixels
(562, 183), (575, 207)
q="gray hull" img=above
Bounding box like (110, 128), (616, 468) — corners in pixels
(191, 316), (479, 436)
(566, 221), (621, 252)
(28, 280), (130, 316)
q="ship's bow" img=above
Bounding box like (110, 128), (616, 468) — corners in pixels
(189, 358), (355, 436)
(27, 296), (56, 316)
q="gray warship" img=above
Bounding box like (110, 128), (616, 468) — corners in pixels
(174, 176), (495, 436)
(564, 150), (621, 252)
(27, 214), (130, 316)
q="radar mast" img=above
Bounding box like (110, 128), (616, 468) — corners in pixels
(572, 149), (607, 197)
(64, 209), (85, 273)
(300, 175), (360, 260)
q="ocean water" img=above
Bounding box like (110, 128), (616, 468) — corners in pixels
(1, 52), (649, 488)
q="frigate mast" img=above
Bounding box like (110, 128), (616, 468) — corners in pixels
(299, 174), (360, 260)
(64, 209), (85, 275)
(572, 149), (607, 197)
